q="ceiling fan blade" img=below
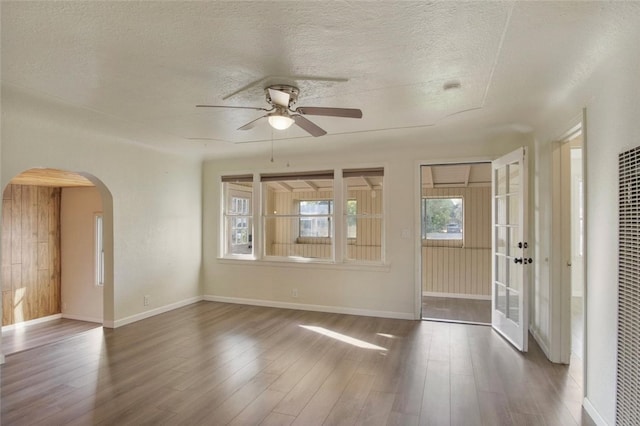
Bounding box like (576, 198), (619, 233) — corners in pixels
(295, 106), (362, 119)
(237, 115), (267, 131)
(196, 104), (270, 111)
(292, 115), (327, 137)
(268, 88), (290, 107)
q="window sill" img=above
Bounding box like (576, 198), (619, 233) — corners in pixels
(216, 257), (391, 272)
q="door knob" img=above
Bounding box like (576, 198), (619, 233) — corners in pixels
(514, 258), (523, 264)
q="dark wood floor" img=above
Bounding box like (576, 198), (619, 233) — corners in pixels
(1, 301), (594, 425)
(422, 296), (491, 324)
(2, 318), (101, 356)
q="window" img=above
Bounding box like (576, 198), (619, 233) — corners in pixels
(222, 175), (253, 256)
(94, 213), (104, 286)
(220, 167), (385, 264)
(421, 197), (463, 241)
(344, 168), (384, 262)
(299, 200), (333, 237)
(346, 199), (357, 239)
(262, 171), (334, 260)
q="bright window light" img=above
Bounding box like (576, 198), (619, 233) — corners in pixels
(299, 325), (387, 351)
(95, 213), (104, 286)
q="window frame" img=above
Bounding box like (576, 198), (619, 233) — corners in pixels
(221, 175), (254, 259)
(298, 199), (334, 239)
(343, 168), (385, 264)
(421, 196), (464, 247)
(218, 167), (386, 267)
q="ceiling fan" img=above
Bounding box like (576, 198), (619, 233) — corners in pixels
(196, 85), (362, 137)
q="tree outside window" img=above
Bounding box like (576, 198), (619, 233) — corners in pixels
(422, 197), (463, 240)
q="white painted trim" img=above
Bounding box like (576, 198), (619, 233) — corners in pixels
(530, 326), (551, 359)
(1, 313), (62, 332)
(583, 397), (608, 426)
(216, 257), (390, 272)
(111, 296), (203, 328)
(204, 295), (414, 320)
(61, 313), (103, 324)
(0, 354), (4, 365)
(423, 291), (491, 301)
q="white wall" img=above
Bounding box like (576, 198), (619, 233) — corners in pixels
(1, 85), (202, 326)
(203, 134), (528, 319)
(533, 42), (640, 426)
(61, 187), (103, 323)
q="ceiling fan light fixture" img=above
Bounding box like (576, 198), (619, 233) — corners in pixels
(268, 114), (295, 130)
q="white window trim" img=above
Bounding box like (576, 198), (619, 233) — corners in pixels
(218, 165), (387, 266)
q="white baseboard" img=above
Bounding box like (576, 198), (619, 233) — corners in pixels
(423, 291), (491, 301)
(61, 313), (103, 324)
(583, 397), (608, 426)
(1, 313), (63, 332)
(111, 296), (203, 328)
(203, 295), (414, 320)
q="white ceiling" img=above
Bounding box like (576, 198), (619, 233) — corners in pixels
(2, 2), (640, 159)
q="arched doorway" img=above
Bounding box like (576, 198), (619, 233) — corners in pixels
(1, 168), (113, 353)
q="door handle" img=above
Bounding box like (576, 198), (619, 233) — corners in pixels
(514, 257), (533, 264)
(514, 258), (523, 264)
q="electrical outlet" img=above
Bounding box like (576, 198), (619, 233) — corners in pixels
(144, 295), (150, 306)
(291, 288), (298, 298)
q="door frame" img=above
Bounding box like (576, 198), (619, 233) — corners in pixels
(550, 112), (588, 396)
(414, 156), (497, 320)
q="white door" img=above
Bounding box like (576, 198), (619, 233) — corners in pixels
(492, 147), (529, 351)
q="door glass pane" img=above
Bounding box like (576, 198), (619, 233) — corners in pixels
(509, 258), (522, 293)
(496, 283), (507, 314)
(508, 194), (519, 225)
(509, 227), (519, 255)
(496, 167), (507, 195)
(507, 289), (519, 323)
(496, 226), (507, 254)
(497, 197), (507, 225)
(496, 255), (506, 284)
(508, 163), (520, 193)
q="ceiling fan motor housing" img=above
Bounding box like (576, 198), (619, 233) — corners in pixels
(265, 85), (299, 107)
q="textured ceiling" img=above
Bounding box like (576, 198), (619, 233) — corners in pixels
(2, 2), (640, 159)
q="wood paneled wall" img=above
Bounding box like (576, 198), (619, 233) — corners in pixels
(265, 188), (382, 261)
(266, 189), (334, 258)
(2, 184), (61, 326)
(422, 186), (491, 297)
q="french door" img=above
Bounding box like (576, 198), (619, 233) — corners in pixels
(492, 147), (529, 351)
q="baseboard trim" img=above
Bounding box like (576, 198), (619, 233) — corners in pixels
(112, 296), (204, 328)
(203, 295), (414, 320)
(61, 314), (103, 324)
(423, 291), (491, 301)
(1, 313), (63, 332)
(583, 397), (608, 426)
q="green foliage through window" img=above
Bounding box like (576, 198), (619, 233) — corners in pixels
(421, 197), (463, 240)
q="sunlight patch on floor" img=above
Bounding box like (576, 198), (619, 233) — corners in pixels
(300, 325), (387, 351)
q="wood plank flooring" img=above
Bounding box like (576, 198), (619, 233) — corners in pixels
(2, 318), (101, 355)
(422, 296), (491, 324)
(0, 301), (595, 425)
